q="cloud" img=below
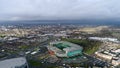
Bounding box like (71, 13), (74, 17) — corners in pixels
(0, 0), (120, 20)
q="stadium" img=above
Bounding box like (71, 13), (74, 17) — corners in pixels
(47, 41), (83, 57)
(0, 57), (28, 68)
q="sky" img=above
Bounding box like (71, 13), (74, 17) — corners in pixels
(0, 0), (120, 21)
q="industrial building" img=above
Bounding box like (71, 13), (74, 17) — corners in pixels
(47, 41), (83, 57)
(0, 57), (28, 68)
(89, 37), (119, 43)
(95, 51), (120, 66)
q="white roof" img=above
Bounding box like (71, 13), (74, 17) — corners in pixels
(113, 49), (120, 53)
(31, 51), (37, 55)
(0, 57), (27, 68)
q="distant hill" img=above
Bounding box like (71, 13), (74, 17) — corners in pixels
(0, 20), (120, 26)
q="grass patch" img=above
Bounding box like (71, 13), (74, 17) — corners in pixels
(28, 60), (42, 67)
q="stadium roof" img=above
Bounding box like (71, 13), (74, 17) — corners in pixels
(0, 57), (27, 68)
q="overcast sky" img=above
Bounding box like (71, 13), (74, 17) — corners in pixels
(0, 0), (120, 21)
